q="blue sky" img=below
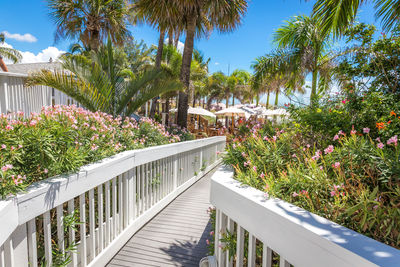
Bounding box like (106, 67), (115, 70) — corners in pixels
(0, 0), (378, 104)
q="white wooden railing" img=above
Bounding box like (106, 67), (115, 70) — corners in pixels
(210, 166), (400, 267)
(0, 136), (226, 267)
(0, 72), (79, 116)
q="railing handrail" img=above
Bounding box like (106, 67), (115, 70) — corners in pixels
(0, 136), (225, 241)
(210, 166), (400, 267)
(0, 72), (29, 78)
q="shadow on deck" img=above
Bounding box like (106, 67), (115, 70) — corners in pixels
(107, 168), (216, 267)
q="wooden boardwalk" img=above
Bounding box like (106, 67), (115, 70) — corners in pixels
(106, 168), (216, 267)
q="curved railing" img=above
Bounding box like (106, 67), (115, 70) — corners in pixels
(0, 136), (226, 267)
(210, 166), (400, 267)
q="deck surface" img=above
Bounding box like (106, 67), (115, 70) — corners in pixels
(106, 169), (216, 267)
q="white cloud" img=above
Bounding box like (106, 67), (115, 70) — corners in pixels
(2, 31), (37, 43)
(1, 42), (65, 64)
(215, 62), (220, 65)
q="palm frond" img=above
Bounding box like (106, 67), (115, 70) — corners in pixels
(0, 47), (22, 63)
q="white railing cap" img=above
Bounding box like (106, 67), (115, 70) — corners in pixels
(0, 199), (19, 246)
(210, 166), (400, 267)
(0, 72), (28, 78)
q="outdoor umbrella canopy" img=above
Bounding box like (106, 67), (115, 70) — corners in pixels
(170, 107), (216, 119)
(215, 107), (246, 117)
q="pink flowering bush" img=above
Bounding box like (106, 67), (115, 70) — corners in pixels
(0, 105), (191, 198)
(224, 121), (400, 248)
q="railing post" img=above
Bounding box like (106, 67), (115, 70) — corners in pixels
(10, 224), (29, 267)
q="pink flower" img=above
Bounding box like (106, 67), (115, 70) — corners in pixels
(216, 151), (220, 155)
(241, 152), (246, 157)
(319, 166), (323, 170)
(377, 143), (384, 149)
(333, 135), (339, 141)
(206, 239), (210, 245)
(338, 130), (345, 136)
(252, 166), (257, 172)
(29, 120), (37, 126)
(387, 135), (398, 146)
(5, 125), (13, 130)
(44, 169), (48, 174)
(350, 126), (356, 135)
(330, 191), (336, 197)
(363, 128), (370, 134)
(292, 153), (297, 158)
(292, 192), (299, 197)
(210, 231), (214, 236)
(332, 162), (340, 168)
(1, 164), (13, 172)
(324, 145), (334, 154)
(1, 144), (6, 149)
(260, 172), (265, 178)
(273, 136), (277, 141)
(263, 136), (269, 141)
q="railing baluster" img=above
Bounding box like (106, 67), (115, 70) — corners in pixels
(140, 165), (145, 214)
(118, 175), (123, 234)
(248, 233), (256, 267)
(68, 199), (77, 267)
(149, 162), (153, 207)
(105, 180), (111, 246)
(280, 258), (290, 267)
(88, 189), (95, 259)
(56, 205), (65, 255)
(79, 193), (87, 266)
(123, 172), (128, 228)
(0, 245), (4, 267)
(262, 244), (272, 267)
(236, 225), (244, 267)
(27, 219), (37, 267)
(43, 211), (52, 266)
(112, 177), (117, 239)
(98, 184), (104, 252)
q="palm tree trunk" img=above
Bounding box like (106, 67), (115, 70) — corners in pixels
(256, 94), (259, 106)
(311, 68), (318, 106)
(150, 31), (165, 118)
(168, 30), (173, 46)
(232, 95), (235, 106)
(274, 89), (279, 106)
(174, 32), (180, 48)
(226, 95), (230, 108)
(165, 97), (170, 126)
(266, 90), (270, 108)
(177, 15), (196, 128)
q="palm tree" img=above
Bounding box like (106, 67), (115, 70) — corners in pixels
(252, 49), (305, 107)
(312, 0), (400, 37)
(273, 15), (332, 105)
(176, 0), (248, 128)
(0, 32), (22, 63)
(48, 0), (131, 50)
(230, 70), (252, 106)
(27, 40), (181, 117)
(132, 0), (184, 118)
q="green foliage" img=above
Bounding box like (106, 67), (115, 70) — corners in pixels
(0, 105), (187, 199)
(27, 40), (182, 117)
(224, 115), (400, 248)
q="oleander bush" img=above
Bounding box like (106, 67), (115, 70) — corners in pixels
(224, 102), (400, 248)
(0, 105), (191, 199)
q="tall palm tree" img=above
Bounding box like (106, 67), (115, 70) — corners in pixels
(312, 0), (400, 37)
(48, 0), (131, 50)
(27, 40), (181, 117)
(0, 32), (22, 63)
(132, 0), (183, 118)
(273, 15), (332, 105)
(176, 0), (248, 128)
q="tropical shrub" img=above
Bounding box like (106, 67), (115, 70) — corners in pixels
(0, 105), (190, 199)
(224, 119), (400, 248)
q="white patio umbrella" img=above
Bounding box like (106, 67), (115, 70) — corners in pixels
(215, 107), (246, 117)
(170, 107), (216, 118)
